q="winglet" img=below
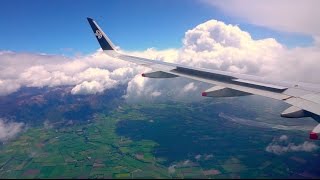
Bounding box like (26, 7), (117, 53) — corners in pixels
(87, 17), (116, 51)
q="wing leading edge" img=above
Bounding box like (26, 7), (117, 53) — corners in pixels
(87, 17), (320, 140)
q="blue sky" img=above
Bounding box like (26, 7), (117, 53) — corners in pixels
(0, 0), (313, 56)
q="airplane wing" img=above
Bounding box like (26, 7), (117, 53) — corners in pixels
(87, 17), (320, 140)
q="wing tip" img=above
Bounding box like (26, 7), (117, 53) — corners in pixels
(87, 17), (115, 51)
(87, 17), (95, 23)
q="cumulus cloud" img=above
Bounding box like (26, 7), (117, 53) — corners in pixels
(0, 118), (24, 141)
(183, 83), (198, 92)
(0, 79), (20, 95)
(195, 154), (202, 160)
(204, 0), (320, 37)
(193, 154), (214, 161)
(279, 135), (288, 141)
(179, 20), (295, 77)
(71, 81), (104, 95)
(168, 165), (176, 174)
(266, 135), (318, 155)
(204, 154), (214, 160)
(0, 51), (136, 96)
(0, 19), (320, 101)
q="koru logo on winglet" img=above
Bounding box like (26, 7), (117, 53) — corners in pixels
(95, 30), (102, 39)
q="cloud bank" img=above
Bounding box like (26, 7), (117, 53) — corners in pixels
(266, 135), (318, 155)
(0, 19), (320, 101)
(0, 50), (139, 96)
(205, 0), (320, 37)
(0, 118), (24, 142)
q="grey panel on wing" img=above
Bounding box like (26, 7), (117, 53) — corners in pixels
(202, 85), (251, 97)
(142, 71), (179, 78)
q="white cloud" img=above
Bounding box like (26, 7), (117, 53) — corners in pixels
(168, 165), (176, 174)
(70, 68), (119, 95)
(124, 48), (179, 63)
(0, 118), (24, 142)
(179, 19), (284, 76)
(150, 91), (162, 97)
(183, 160), (191, 166)
(266, 135), (318, 155)
(183, 82), (197, 92)
(0, 51), (136, 96)
(110, 67), (136, 83)
(0, 18), (319, 101)
(71, 81), (105, 95)
(204, 154), (214, 160)
(168, 159), (196, 173)
(193, 154), (214, 161)
(195, 154), (202, 160)
(204, 0), (320, 37)
(279, 135), (288, 142)
(0, 79), (20, 95)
